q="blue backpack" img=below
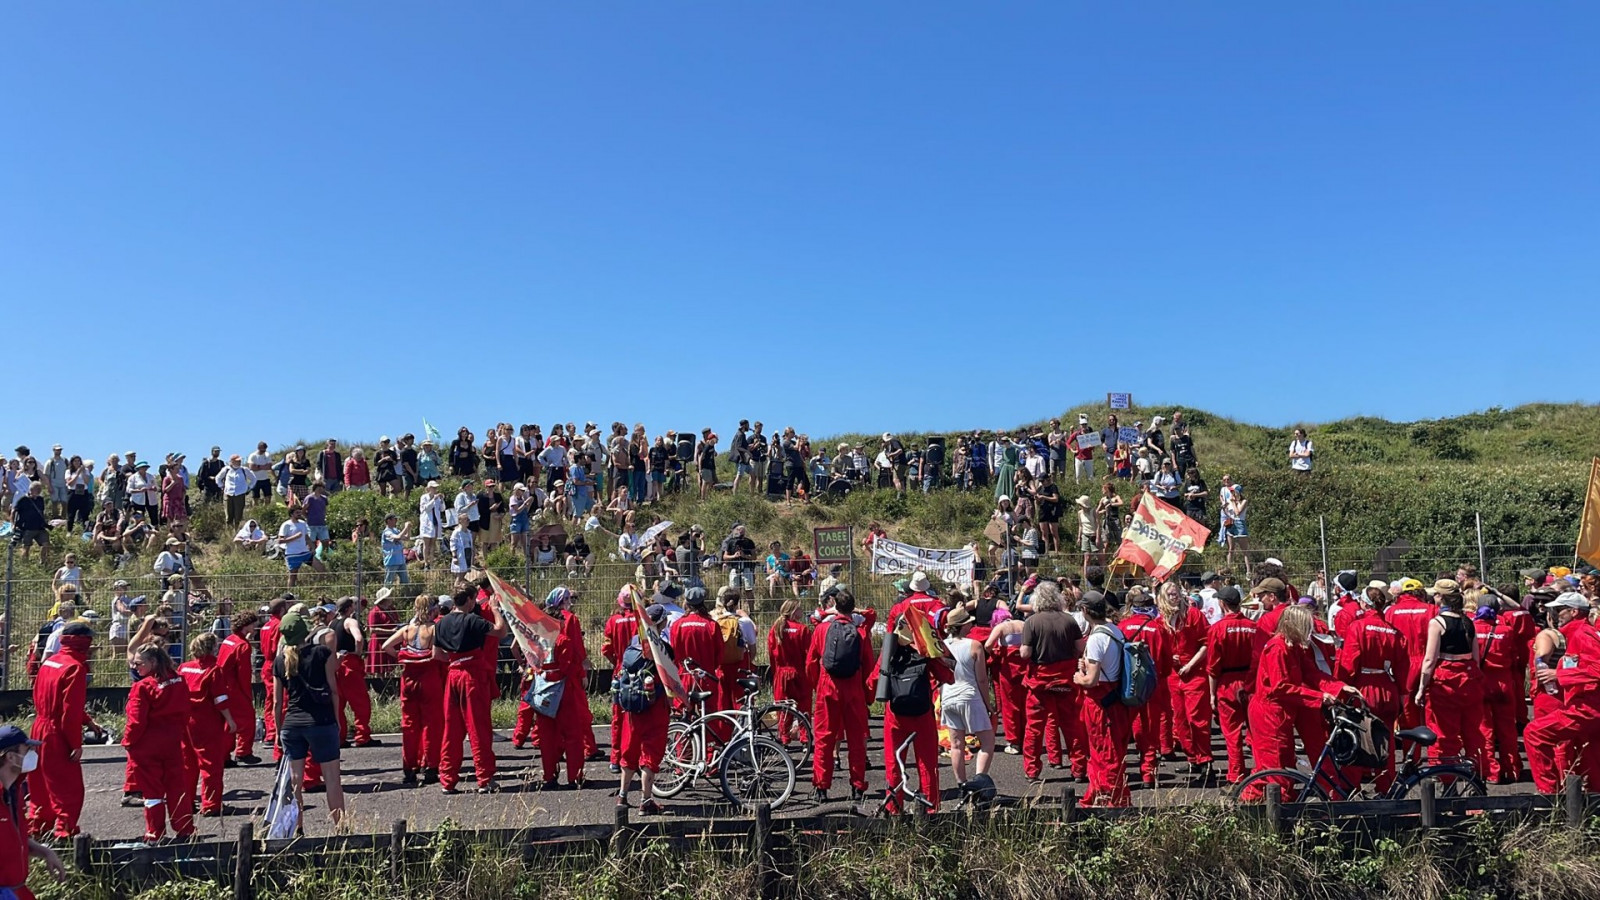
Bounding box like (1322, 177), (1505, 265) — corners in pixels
(1095, 625), (1157, 707)
(611, 643), (658, 714)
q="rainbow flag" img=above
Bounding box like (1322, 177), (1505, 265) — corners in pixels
(896, 604), (950, 659)
(486, 571), (562, 668)
(622, 583), (687, 704)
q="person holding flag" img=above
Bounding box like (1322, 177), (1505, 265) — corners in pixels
(535, 587), (590, 790)
(435, 585), (508, 794)
(872, 601), (953, 813)
(614, 603), (675, 814)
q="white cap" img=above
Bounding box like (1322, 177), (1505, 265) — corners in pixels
(909, 571), (931, 593)
(1264, 557), (1284, 567)
(1546, 591), (1591, 611)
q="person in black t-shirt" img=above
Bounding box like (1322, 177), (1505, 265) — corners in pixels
(11, 483), (50, 564)
(273, 609), (345, 827)
(434, 587), (509, 794)
(1035, 473), (1062, 554)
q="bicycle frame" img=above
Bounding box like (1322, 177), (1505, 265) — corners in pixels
(1291, 732), (1478, 802)
(871, 730), (934, 816)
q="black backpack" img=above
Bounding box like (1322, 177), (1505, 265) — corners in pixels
(612, 643), (657, 714)
(819, 618), (862, 678)
(885, 646), (932, 716)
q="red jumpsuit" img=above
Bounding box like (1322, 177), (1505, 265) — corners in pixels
(1080, 625), (1133, 808)
(805, 614), (873, 793)
(766, 618), (812, 744)
(1335, 611), (1408, 791)
(259, 615), (281, 752)
(0, 784), (36, 900)
(1527, 622), (1600, 793)
(335, 622), (374, 746)
(1501, 608), (1535, 732)
(1384, 595), (1435, 733)
(217, 633), (257, 760)
(1256, 605), (1328, 765)
(1244, 635), (1346, 800)
(180, 654), (232, 815)
(616, 639), (671, 772)
(873, 655), (953, 813)
(124, 672), (194, 840)
(1475, 615), (1525, 782)
(1165, 606), (1213, 765)
(602, 610), (641, 764)
(668, 612), (727, 710)
(27, 640), (94, 838)
(1420, 616), (1485, 767)
(438, 610), (498, 792)
(989, 633), (1029, 752)
(367, 606), (398, 675)
(1022, 658), (1084, 780)
(536, 609), (589, 784)
(1118, 611), (1171, 783)
(398, 640), (445, 773)
(1206, 612), (1264, 783)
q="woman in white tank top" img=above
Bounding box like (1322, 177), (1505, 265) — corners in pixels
(941, 607), (996, 785)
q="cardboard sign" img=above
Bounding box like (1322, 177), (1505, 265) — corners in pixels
(1075, 430), (1103, 449)
(813, 526), (854, 564)
(1119, 426), (1142, 446)
(1107, 393), (1133, 410)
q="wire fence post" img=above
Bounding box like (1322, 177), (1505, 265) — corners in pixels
(1475, 512), (1487, 582)
(1318, 516), (1331, 593)
(524, 533), (534, 596)
(180, 567), (191, 662)
(354, 534), (363, 602)
(2, 541), (13, 692)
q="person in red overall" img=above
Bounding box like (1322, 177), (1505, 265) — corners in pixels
(1243, 605), (1356, 800)
(180, 633), (238, 817)
(1159, 583), (1213, 776)
(669, 587), (727, 712)
(536, 587), (590, 789)
(0, 726), (69, 899)
(1117, 587), (1171, 786)
(1252, 578), (1329, 764)
(217, 611), (261, 766)
(1474, 593), (1527, 784)
(259, 596), (291, 758)
(124, 643), (195, 843)
(1018, 582), (1083, 782)
(510, 662), (538, 749)
(333, 597), (375, 747)
(806, 590), (873, 801)
(615, 605), (673, 816)
(983, 614), (1030, 758)
(714, 587), (758, 714)
(889, 571), (945, 626)
(1528, 592), (1600, 791)
(600, 589), (642, 773)
(367, 590), (400, 676)
(871, 629), (953, 813)
(1075, 593), (1134, 807)
(1206, 586), (1263, 783)
(27, 623), (104, 839)
(383, 596), (446, 786)
(1413, 580), (1485, 768)
(1335, 584), (1408, 792)
(765, 600), (813, 746)
(1383, 578), (1434, 735)
(435, 586), (509, 794)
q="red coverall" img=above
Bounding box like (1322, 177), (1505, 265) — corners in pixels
(1501, 607), (1535, 732)
(179, 654), (232, 815)
(669, 611), (727, 711)
(439, 610), (498, 792)
(1335, 610), (1408, 791)
(873, 654), (953, 813)
(536, 609), (589, 784)
(27, 638), (94, 838)
(0, 783), (37, 900)
(217, 633), (256, 760)
(1420, 617), (1485, 767)
(1080, 626), (1133, 808)
(259, 615), (281, 752)
(990, 634), (1029, 752)
(602, 610), (641, 763)
(1384, 595), (1436, 733)
(335, 623), (374, 746)
(766, 618), (813, 743)
(1527, 622), (1600, 793)
(124, 673), (194, 840)
(1207, 612), (1264, 783)
(805, 614), (873, 793)
(617, 639), (671, 772)
(1022, 659), (1083, 779)
(398, 642), (445, 774)
(367, 605), (398, 675)
(1166, 606), (1213, 765)
(1118, 610), (1171, 783)
(1476, 615), (1526, 782)
(1257, 604), (1330, 764)
(1244, 635), (1346, 800)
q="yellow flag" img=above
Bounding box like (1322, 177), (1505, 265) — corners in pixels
(1577, 458), (1600, 570)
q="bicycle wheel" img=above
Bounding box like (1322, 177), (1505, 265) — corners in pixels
(652, 723), (701, 798)
(1229, 768), (1327, 804)
(754, 704), (815, 773)
(719, 735), (796, 811)
(1397, 764), (1487, 801)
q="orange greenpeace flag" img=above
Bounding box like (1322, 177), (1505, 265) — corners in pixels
(895, 604), (952, 659)
(1114, 491), (1213, 582)
(622, 583), (688, 704)
(486, 571), (562, 668)
(1576, 458), (1600, 571)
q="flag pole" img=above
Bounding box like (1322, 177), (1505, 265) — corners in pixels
(1318, 516), (1331, 599)
(1475, 512), (1487, 582)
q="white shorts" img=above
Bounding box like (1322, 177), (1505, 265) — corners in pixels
(939, 695), (991, 734)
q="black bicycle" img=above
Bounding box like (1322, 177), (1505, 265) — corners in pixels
(1231, 703), (1486, 803)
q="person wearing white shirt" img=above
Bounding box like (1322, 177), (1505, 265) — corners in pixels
(1289, 429), (1314, 473)
(216, 454), (257, 528)
(1074, 592), (1131, 807)
(1196, 572), (1224, 625)
(247, 444), (274, 505)
(278, 506), (322, 586)
(234, 519), (269, 552)
(417, 481), (447, 569)
(453, 482), (480, 525)
(616, 526), (641, 563)
(449, 513), (474, 575)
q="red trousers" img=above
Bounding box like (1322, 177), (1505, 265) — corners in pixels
(400, 663), (445, 771)
(185, 722), (229, 814)
(1245, 695), (1320, 801)
(26, 733), (83, 838)
(440, 665), (496, 790)
(1526, 687), (1600, 793)
(229, 693), (256, 760)
(1079, 684), (1131, 807)
(1128, 681), (1171, 781)
(131, 744), (193, 840)
(1167, 672), (1213, 764)
(1479, 666), (1523, 782)
(335, 654), (373, 744)
(1022, 689), (1078, 779)
(771, 670), (813, 744)
(812, 686), (868, 792)
(883, 708), (941, 813)
(536, 676), (588, 783)
(1351, 674), (1402, 792)
(994, 654), (1028, 748)
(261, 663), (278, 759)
(617, 700), (669, 772)
(1214, 674), (1251, 782)
(1423, 661), (1484, 767)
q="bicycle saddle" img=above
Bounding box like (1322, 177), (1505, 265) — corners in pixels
(689, 690), (715, 702)
(1396, 726), (1437, 747)
(738, 675), (761, 693)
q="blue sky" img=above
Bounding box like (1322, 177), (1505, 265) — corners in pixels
(4, 3), (1594, 457)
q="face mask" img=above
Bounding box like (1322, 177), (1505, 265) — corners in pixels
(20, 750), (38, 774)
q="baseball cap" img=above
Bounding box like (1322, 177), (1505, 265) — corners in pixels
(1428, 579), (1461, 596)
(1252, 578), (1287, 596)
(1200, 570), (1219, 583)
(1397, 578), (1424, 592)
(684, 586), (708, 607)
(0, 726), (40, 753)
(1546, 592), (1591, 612)
(1214, 585), (1242, 605)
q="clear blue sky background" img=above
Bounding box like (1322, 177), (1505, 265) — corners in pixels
(4, 3), (1594, 457)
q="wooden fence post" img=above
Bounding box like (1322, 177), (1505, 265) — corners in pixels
(1265, 784), (1283, 834)
(1565, 774), (1585, 829)
(612, 801), (630, 856)
(73, 833), (91, 874)
(390, 820), (407, 885)
(1060, 786), (1077, 824)
(752, 802), (774, 899)
(233, 823), (254, 900)
(1418, 779), (1437, 829)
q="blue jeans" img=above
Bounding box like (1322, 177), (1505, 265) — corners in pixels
(384, 565), (410, 585)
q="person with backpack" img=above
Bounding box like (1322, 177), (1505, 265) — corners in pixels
(805, 590), (873, 802)
(1073, 592), (1133, 808)
(766, 600), (813, 745)
(1019, 581), (1085, 782)
(714, 587), (758, 710)
(1243, 605), (1358, 801)
(533, 587), (590, 791)
(1116, 586), (1172, 788)
(600, 589), (643, 774)
(873, 619), (954, 813)
(614, 605), (673, 815)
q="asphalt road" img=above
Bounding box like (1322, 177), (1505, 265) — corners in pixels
(72, 722), (1534, 842)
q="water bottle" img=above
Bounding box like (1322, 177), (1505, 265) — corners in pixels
(256, 716), (267, 742)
